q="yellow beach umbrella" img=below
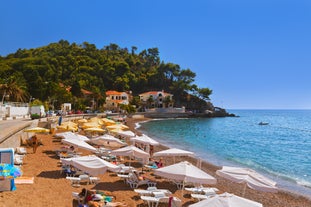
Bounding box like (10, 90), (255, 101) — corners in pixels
(24, 127), (50, 133)
(89, 117), (104, 126)
(84, 127), (105, 133)
(82, 122), (101, 129)
(56, 125), (78, 132)
(101, 118), (116, 126)
(106, 124), (129, 130)
(61, 121), (78, 127)
(77, 118), (88, 123)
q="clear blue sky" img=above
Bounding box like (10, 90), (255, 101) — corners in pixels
(1, 0), (311, 109)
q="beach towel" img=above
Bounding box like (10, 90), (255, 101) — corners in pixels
(15, 176), (34, 184)
(168, 196), (173, 207)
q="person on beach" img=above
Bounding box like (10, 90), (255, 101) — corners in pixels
(149, 145), (154, 156)
(155, 158), (164, 168)
(31, 135), (39, 153)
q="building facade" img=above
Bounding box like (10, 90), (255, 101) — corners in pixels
(139, 90), (173, 108)
(104, 90), (130, 111)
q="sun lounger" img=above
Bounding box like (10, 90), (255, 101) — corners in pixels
(66, 176), (81, 187)
(16, 147), (27, 155)
(185, 187), (219, 194)
(126, 172), (156, 188)
(89, 176), (100, 184)
(191, 193), (210, 201)
(14, 154), (25, 165)
(141, 195), (181, 207)
(134, 187), (171, 196)
(104, 201), (128, 207)
(79, 174), (90, 184)
(190, 187), (217, 201)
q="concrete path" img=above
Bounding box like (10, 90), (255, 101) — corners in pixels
(0, 118), (34, 147)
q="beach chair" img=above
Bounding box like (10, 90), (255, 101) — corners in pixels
(190, 185), (217, 201)
(66, 177), (81, 187)
(134, 187), (172, 196)
(126, 172), (156, 189)
(16, 147), (27, 155)
(191, 193), (210, 201)
(141, 193), (181, 207)
(14, 154), (24, 166)
(89, 176), (100, 184)
(185, 186), (219, 194)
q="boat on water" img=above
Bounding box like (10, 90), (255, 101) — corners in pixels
(258, 122), (269, 125)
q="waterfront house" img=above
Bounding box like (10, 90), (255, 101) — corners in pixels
(104, 90), (131, 111)
(139, 90), (173, 108)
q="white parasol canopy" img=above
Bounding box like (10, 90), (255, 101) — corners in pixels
(111, 128), (136, 137)
(61, 138), (97, 152)
(154, 161), (217, 186)
(153, 148), (194, 163)
(110, 145), (150, 164)
(61, 155), (120, 176)
(56, 132), (89, 141)
(216, 166), (278, 194)
(189, 192), (263, 207)
(131, 134), (159, 146)
(89, 134), (127, 147)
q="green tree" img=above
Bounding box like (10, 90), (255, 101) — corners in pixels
(0, 75), (28, 102)
(197, 88), (213, 101)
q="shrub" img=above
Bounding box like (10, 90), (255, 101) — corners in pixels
(31, 113), (40, 119)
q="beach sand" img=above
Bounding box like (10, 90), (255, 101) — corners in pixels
(0, 117), (310, 207)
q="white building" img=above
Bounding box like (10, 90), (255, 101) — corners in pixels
(104, 90), (130, 111)
(139, 90), (173, 108)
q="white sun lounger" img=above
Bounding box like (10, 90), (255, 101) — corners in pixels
(66, 177), (81, 187)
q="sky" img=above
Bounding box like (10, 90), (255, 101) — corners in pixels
(1, 0), (311, 109)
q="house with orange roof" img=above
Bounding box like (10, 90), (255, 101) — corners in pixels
(139, 90), (173, 108)
(104, 90), (131, 111)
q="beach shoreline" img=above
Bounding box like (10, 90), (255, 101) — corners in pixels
(0, 117), (310, 207)
(126, 116), (311, 206)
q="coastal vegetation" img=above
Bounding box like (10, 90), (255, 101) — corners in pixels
(0, 40), (213, 112)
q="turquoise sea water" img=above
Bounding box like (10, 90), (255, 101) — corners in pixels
(136, 110), (311, 197)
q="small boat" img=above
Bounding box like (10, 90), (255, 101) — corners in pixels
(258, 122), (269, 125)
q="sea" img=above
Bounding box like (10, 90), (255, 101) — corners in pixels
(136, 109), (311, 198)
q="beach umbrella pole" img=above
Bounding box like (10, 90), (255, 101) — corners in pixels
(242, 182), (247, 196)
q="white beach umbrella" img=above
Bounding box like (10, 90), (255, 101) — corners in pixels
(131, 134), (159, 146)
(153, 148), (194, 163)
(154, 161), (217, 189)
(54, 131), (72, 138)
(61, 138), (97, 153)
(111, 128), (136, 137)
(58, 132), (89, 141)
(89, 134), (127, 147)
(61, 155), (120, 176)
(110, 145), (150, 164)
(189, 192), (263, 207)
(216, 166), (278, 195)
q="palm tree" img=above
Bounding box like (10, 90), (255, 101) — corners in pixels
(163, 96), (173, 108)
(147, 96), (154, 108)
(0, 77), (28, 103)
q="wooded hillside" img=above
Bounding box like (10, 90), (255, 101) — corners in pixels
(0, 40), (213, 112)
